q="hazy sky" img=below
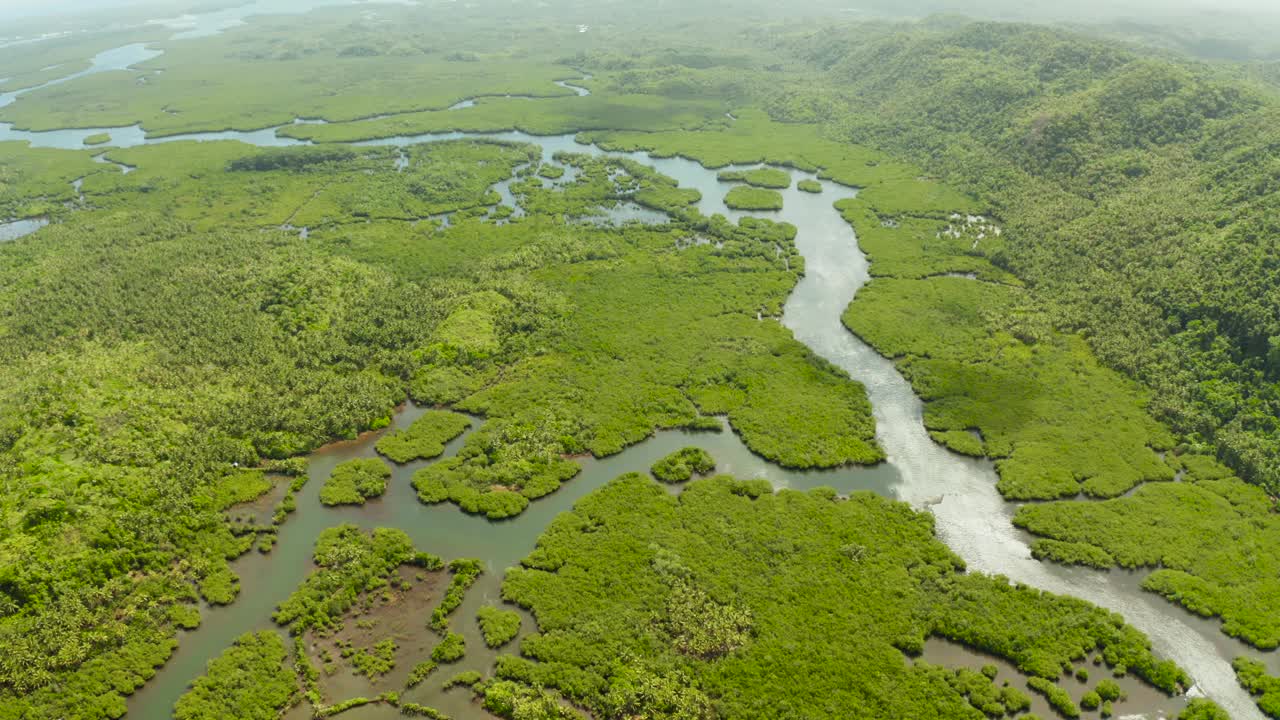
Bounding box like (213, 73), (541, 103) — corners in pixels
(3, 0), (1280, 29)
(0, 0), (153, 22)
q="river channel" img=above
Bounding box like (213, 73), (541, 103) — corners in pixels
(0, 33), (1272, 720)
(83, 127), (1257, 719)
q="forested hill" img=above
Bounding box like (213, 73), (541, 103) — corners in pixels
(769, 21), (1280, 491)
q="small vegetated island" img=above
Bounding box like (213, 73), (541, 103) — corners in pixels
(320, 458), (392, 506)
(376, 409), (472, 463)
(0, 0), (1276, 718)
(650, 446), (716, 483)
(717, 167), (791, 188)
(176, 525), (479, 718)
(723, 185), (784, 211)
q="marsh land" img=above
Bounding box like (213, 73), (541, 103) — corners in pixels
(1, 1), (1279, 719)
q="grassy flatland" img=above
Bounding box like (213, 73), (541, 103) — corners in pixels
(278, 93), (726, 143)
(0, 7), (581, 135)
(0, 141), (103, 219)
(0, 27), (162, 93)
(83, 140), (538, 230)
(584, 109), (973, 215)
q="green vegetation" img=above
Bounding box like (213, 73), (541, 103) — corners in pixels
(846, 274), (1174, 500)
(281, 93), (722, 144)
(797, 179), (822, 193)
(431, 632), (467, 663)
(406, 660), (437, 688)
(1181, 699), (1233, 720)
(320, 458), (392, 506)
(170, 604), (201, 630)
(1027, 677), (1080, 719)
(275, 526), (436, 632)
(376, 410), (472, 464)
(442, 670), (483, 689)
(3, 5), (1276, 717)
(477, 606), (522, 648)
(498, 474), (1185, 718)
(649, 446), (716, 483)
(351, 638), (398, 678)
(1014, 458), (1280, 648)
(585, 109), (968, 215)
(401, 703), (452, 719)
(378, 155), (880, 516)
(480, 680), (583, 720)
(717, 167), (790, 188)
(81, 140), (536, 231)
(723, 185), (783, 211)
(0, 9), (587, 135)
(1096, 678), (1123, 702)
(940, 666), (1030, 717)
(778, 20), (1280, 491)
(268, 527), (485, 715)
(430, 559), (483, 632)
(83, 133), (111, 146)
(1234, 657), (1280, 717)
(0, 126), (894, 714)
(314, 696), (378, 717)
(1029, 539), (1116, 570)
(173, 631), (297, 720)
(0, 141), (103, 219)
(0, 28), (161, 92)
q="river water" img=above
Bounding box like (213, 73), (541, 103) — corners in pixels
(91, 126), (1261, 719)
(0, 42), (161, 110)
(0, 33), (1270, 720)
(0, 217), (48, 241)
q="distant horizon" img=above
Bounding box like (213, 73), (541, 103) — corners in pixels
(5, 0), (1280, 23)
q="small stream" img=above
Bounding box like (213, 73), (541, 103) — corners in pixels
(126, 405), (898, 718)
(0, 43), (161, 111)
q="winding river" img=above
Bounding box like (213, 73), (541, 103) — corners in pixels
(101, 128), (1264, 719)
(0, 30), (1273, 720)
